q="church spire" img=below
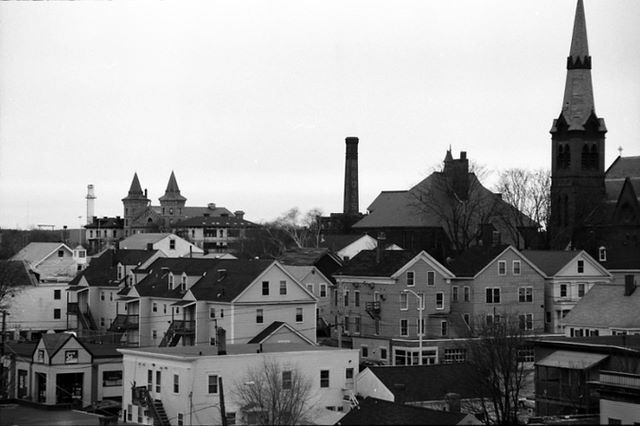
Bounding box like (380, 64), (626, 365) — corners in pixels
(568, 0), (589, 64)
(122, 172), (147, 201)
(159, 171), (187, 202)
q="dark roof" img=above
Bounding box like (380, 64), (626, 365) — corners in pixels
(334, 250), (418, 277)
(530, 335), (640, 354)
(85, 217), (124, 229)
(69, 248), (157, 287)
(0, 260), (38, 288)
(145, 257), (221, 275)
(188, 259), (274, 302)
(520, 250), (580, 276)
(562, 283), (640, 329)
(446, 245), (510, 277)
(278, 248), (339, 266)
(247, 321), (285, 344)
(42, 333), (72, 355)
(606, 156), (640, 179)
(336, 397), (470, 425)
(174, 215), (256, 228)
(366, 363), (489, 403)
(6, 342), (38, 358)
(319, 234), (371, 252)
(158, 171), (187, 202)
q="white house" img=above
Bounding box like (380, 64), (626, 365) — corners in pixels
(118, 343), (360, 425)
(118, 233), (203, 257)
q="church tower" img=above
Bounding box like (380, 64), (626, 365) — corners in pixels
(122, 172), (150, 233)
(549, 0), (607, 248)
(159, 171), (187, 219)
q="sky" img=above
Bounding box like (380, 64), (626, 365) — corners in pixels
(1, 0), (639, 230)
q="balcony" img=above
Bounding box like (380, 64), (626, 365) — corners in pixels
(67, 302), (79, 315)
(159, 320), (195, 347)
(108, 314), (139, 332)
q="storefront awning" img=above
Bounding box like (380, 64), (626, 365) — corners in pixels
(171, 300), (196, 307)
(535, 350), (608, 370)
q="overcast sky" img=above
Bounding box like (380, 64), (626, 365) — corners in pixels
(1, 0), (639, 230)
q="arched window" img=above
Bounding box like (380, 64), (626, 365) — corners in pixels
(581, 144), (589, 170)
(557, 145), (564, 168)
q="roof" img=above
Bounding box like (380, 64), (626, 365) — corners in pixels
(41, 332), (72, 355)
(159, 171), (187, 202)
(68, 248), (158, 287)
(366, 363), (489, 403)
(278, 247), (339, 266)
(174, 215), (256, 228)
(0, 260), (39, 289)
(119, 233), (172, 249)
(334, 250), (419, 277)
(11, 242), (70, 265)
(85, 216), (124, 229)
(536, 350), (608, 370)
(122, 173), (148, 201)
(119, 342), (348, 358)
(562, 283), (640, 329)
(188, 259), (274, 302)
(520, 250), (581, 276)
(319, 234), (373, 252)
(446, 245), (510, 277)
(606, 156), (640, 180)
(247, 321), (314, 345)
(336, 397), (472, 425)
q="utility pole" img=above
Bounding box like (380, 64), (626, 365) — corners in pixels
(219, 376), (227, 426)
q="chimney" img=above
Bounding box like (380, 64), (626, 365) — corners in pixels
(445, 393), (461, 413)
(147, 243), (154, 251)
(234, 210), (245, 220)
(624, 275), (636, 296)
(376, 232), (386, 264)
(217, 327), (227, 355)
(343, 137), (360, 216)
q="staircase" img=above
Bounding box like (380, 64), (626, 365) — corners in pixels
(139, 387), (171, 426)
(159, 322), (182, 347)
(78, 308), (98, 331)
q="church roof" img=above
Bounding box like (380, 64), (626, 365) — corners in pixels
(122, 173), (148, 201)
(605, 156), (640, 200)
(159, 171), (187, 202)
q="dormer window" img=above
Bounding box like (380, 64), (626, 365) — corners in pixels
(169, 273), (175, 289)
(117, 264), (124, 280)
(598, 247), (607, 262)
(181, 274), (187, 292)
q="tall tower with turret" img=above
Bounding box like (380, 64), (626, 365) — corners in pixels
(549, 0), (607, 249)
(159, 171), (187, 221)
(122, 172), (150, 233)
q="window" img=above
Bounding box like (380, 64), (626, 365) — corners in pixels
(156, 371), (161, 393)
(53, 309), (61, 319)
(577, 260), (584, 273)
(169, 239), (176, 250)
(58, 249), (64, 257)
(169, 274), (174, 289)
(518, 287), (533, 303)
(400, 293), (408, 310)
(436, 292), (444, 309)
(486, 313), (501, 325)
(153, 302), (157, 312)
(280, 280), (287, 295)
(513, 260), (521, 275)
(344, 290), (349, 307)
(546, 311), (551, 323)
(225, 412), (236, 425)
(102, 370), (123, 387)
(177, 413), (183, 426)
(374, 319), (380, 335)
(517, 348), (535, 363)
(100, 317), (105, 327)
(406, 271), (415, 286)
(519, 313), (534, 331)
(344, 316), (350, 333)
(306, 283), (314, 294)
(319, 284), (327, 298)
(101, 291), (105, 301)
(147, 370), (153, 391)
(380, 347), (388, 360)
(400, 319), (408, 336)
(452, 286), (458, 302)
(54, 289), (61, 300)
(417, 318), (424, 336)
(256, 309), (264, 324)
(599, 246), (607, 262)
(463, 286), (470, 302)
(208, 375), (218, 394)
(173, 374), (179, 393)
(578, 283), (586, 298)
(486, 288), (500, 304)
(441, 320), (448, 336)
(282, 371), (292, 390)
(320, 370), (329, 388)
(354, 291), (360, 307)
(560, 284), (567, 298)
(210, 307), (216, 319)
(152, 330), (157, 339)
(262, 281), (269, 296)
(296, 308), (303, 323)
(443, 348), (466, 363)
(127, 405), (132, 422)
(427, 271), (435, 286)
(498, 261), (506, 275)
(346, 368), (354, 381)
(361, 345), (368, 358)
(181, 275), (187, 292)
(354, 316), (361, 334)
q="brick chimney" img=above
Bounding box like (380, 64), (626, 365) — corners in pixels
(343, 137), (360, 216)
(624, 275), (636, 296)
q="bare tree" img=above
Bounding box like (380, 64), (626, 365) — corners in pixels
(268, 207), (323, 249)
(232, 359), (314, 425)
(495, 168), (551, 233)
(464, 314), (530, 425)
(0, 260), (31, 311)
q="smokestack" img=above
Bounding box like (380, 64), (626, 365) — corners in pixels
(343, 137), (360, 216)
(86, 184), (96, 225)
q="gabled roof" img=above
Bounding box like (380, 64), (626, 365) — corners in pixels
(562, 283), (640, 329)
(606, 155), (640, 180)
(366, 363), (489, 403)
(119, 233), (172, 249)
(187, 259), (274, 302)
(278, 248), (341, 267)
(68, 248), (158, 287)
(134, 267), (191, 299)
(319, 233), (374, 252)
(446, 245), (510, 277)
(334, 250), (419, 277)
(122, 173), (148, 201)
(0, 260), (39, 289)
(520, 250), (580, 276)
(281, 264), (332, 285)
(85, 216), (124, 229)
(247, 321), (315, 345)
(11, 242), (71, 266)
(336, 397), (473, 425)
(144, 257), (221, 276)
(40, 333), (73, 357)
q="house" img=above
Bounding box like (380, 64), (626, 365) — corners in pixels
(448, 245), (546, 334)
(333, 249), (457, 365)
(335, 397), (481, 425)
(3, 332), (122, 407)
(112, 257), (318, 347)
(66, 247), (163, 338)
(173, 212), (257, 254)
(11, 242), (86, 282)
(522, 250), (612, 333)
(118, 232), (203, 257)
(282, 264), (334, 336)
(319, 234), (378, 262)
(118, 342), (359, 425)
(85, 216), (125, 254)
(356, 364), (490, 412)
(560, 278), (640, 336)
(351, 150), (539, 259)
(532, 335), (640, 419)
(278, 247), (343, 282)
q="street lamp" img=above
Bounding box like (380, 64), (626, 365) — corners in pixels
(403, 289), (424, 365)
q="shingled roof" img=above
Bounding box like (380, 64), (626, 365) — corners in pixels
(562, 283), (640, 330)
(520, 250), (582, 276)
(69, 248), (158, 287)
(446, 245), (510, 277)
(334, 250), (419, 277)
(187, 259), (274, 302)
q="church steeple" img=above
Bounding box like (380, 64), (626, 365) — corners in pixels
(122, 172), (148, 201)
(159, 171), (187, 203)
